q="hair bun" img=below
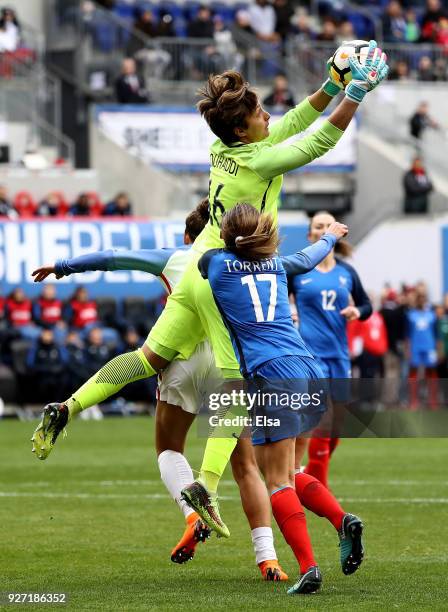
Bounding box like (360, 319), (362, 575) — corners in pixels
(235, 235), (244, 245)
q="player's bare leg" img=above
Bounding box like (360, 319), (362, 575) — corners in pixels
(230, 438), (288, 581)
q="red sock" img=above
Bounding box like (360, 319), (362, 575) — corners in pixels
(329, 437), (340, 456)
(408, 368), (419, 410)
(270, 487), (316, 574)
(304, 437), (331, 488)
(295, 471), (345, 530)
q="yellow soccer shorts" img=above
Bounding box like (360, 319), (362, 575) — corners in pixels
(146, 252), (241, 376)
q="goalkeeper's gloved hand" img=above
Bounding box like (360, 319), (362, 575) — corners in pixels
(322, 56), (343, 97)
(345, 39), (388, 104)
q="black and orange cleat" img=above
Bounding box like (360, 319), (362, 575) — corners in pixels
(258, 560), (289, 582)
(170, 512), (211, 564)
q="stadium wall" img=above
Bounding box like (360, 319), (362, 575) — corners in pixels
(352, 214), (448, 302)
(90, 123), (191, 216)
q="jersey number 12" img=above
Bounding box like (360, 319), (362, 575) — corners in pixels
(241, 274), (277, 322)
(321, 289), (337, 311)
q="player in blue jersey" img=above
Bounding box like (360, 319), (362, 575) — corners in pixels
(31, 200), (289, 582)
(406, 289), (438, 410)
(194, 203), (364, 594)
(289, 211), (372, 488)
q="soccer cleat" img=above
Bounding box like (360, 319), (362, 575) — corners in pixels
(170, 512), (211, 564)
(31, 403), (69, 460)
(181, 481), (230, 538)
(287, 565), (322, 595)
(258, 560), (288, 582)
(338, 513), (364, 575)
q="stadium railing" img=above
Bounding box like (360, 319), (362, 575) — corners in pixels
(0, 57), (75, 167)
(288, 40), (448, 92)
(46, 1), (288, 100)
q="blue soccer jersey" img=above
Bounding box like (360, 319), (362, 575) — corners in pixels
(289, 259), (372, 360)
(199, 234), (337, 376)
(406, 308), (437, 353)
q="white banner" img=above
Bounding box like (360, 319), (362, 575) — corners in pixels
(96, 106), (357, 171)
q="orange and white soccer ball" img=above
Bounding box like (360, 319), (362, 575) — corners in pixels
(328, 40), (370, 89)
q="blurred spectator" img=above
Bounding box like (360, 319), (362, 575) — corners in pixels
(69, 193), (91, 216)
(187, 5), (214, 38)
(409, 102), (439, 139)
(273, 0), (295, 45)
(0, 7), (20, 52)
(115, 58), (150, 105)
(336, 20), (356, 44)
(263, 74), (296, 111)
(64, 331), (90, 393)
(248, 0), (279, 42)
(249, 0), (281, 76)
(349, 309), (389, 378)
(33, 285), (64, 331)
(27, 329), (67, 402)
(187, 6), (220, 77)
(213, 16), (242, 71)
(435, 304), (448, 379)
(405, 8), (420, 42)
(434, 57), (448, 80)
(417, 56), (437, 81)
(380, 287), (407, 359)
(389, 59), (411, 80)
(36, 192), (60, 217)
(382, 1), (406, 43)
(103, 192), (132, 216)
(406, 290), (438, 409)
(5, 288), (39, 340)
(435, 15), (448, 50)
(0, 184), (18, 219)
(421, 0), (447, 43)
(403, 157), (433, 214)
(316, 18), (337, 42)
(291, 10), (313, 40)
(127, 10), (172, 79)
(234, 9), (254, 35)
(84, 327), (115, 377)
(96, 0), (115, 9)
(67, 287), (98, 330)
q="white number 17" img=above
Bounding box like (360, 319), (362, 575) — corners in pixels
(241, 274), (277, 322)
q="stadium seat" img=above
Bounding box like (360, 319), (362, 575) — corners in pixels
(14, 191), (37, 218)
(96, 297), (118, 326)
(10, 340), (33, 376)
(0, 364), (17, 403)
(123, 297), (156, 334)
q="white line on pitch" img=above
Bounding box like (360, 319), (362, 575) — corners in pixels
(1, 491), (448, 504)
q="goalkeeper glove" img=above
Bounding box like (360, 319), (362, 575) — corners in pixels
(345, 40), (388, 104)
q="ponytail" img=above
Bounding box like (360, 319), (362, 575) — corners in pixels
(221, 203), (279, 260)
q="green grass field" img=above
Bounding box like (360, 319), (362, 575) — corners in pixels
(1, 417), (448, 611)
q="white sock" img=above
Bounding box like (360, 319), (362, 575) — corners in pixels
(251, 527), (277, 565)
(158, 450), (195, 519)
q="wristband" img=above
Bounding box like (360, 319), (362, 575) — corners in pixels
(322, 78), (342, 97)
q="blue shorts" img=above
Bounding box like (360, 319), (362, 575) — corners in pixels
(249, 355), (327, 446)
(315, 357), (351, 402)
(410, 349), (437, 368)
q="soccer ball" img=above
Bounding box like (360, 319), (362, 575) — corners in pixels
(329, 40), (370, 89)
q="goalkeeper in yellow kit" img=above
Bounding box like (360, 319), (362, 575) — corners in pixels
(32, 42), (388, 538)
